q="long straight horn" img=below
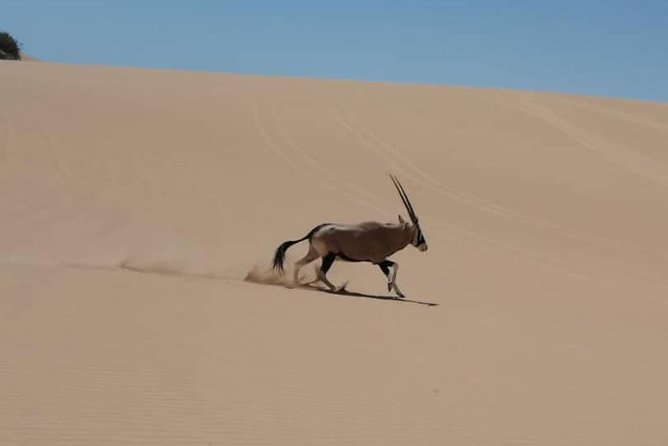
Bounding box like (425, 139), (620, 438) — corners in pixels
(390, 174), (418, 223)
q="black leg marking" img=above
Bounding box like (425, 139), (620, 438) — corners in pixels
(377, 260), (394, 278)
(377, 260), (395, 292)
(320, 253), (336, 275)
(317, 253), (339, 292)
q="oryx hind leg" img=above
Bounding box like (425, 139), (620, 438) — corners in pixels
(292, 245), (319, 286)
(316, 253), (339, 292)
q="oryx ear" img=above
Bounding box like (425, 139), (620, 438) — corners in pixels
(398, 214), (406, 224)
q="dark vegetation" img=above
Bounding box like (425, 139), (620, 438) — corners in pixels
(0, 31), (22, 60)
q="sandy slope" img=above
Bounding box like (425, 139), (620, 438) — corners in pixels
(1, 60), (667, 445)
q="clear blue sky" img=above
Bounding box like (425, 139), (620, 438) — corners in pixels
(4, 0), (668, 101)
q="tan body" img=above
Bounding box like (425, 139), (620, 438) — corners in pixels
(312, 222), (413, 263)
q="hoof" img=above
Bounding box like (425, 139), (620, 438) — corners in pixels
(335, 281), (349, 293)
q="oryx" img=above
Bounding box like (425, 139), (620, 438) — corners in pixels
(272, 174), (427, 298)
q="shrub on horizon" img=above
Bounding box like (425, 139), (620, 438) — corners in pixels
(0, 31), (22, 60)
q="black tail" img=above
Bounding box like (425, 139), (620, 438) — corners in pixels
(272, 223), (331, 273)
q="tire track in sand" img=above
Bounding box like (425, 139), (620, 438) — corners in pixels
(269, 102), (400, 216)
(251, 93), (394, 216)
(514, 96), (668, 188)
(549, 94), (668, 134)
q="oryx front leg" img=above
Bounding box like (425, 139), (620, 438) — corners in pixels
(377, 260), (405, 298)
(378, 260), (393, 293)
(389, 262), (405, 298)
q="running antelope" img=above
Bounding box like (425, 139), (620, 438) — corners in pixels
(272, 175), (427, 298)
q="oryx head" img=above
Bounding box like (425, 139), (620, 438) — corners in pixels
(390, 174), (428, 252)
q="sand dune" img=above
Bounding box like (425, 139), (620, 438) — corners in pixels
(1, 60), (667, 445)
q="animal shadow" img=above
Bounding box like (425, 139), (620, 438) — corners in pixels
(301, 283), (438, 307)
